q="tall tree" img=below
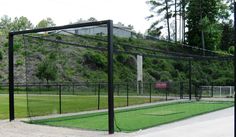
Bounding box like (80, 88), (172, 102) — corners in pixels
(174, 0), (177, 42)
(36, 18), (56, 28)
(182, 0), (186, 43)
(12, 16), (33, 31)
(220, 20), (234, 51)
(186, 0), (226, 50)
(0, 15), (12, 34)
(36, 57), (57, 83)
(147, 0), (174, 41)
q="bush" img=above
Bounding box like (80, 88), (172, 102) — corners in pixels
(83, 51), (107, 70)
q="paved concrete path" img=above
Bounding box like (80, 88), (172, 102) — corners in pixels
(132, 107), (234, 137)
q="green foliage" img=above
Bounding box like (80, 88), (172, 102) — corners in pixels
(220, 21), (234, 51)
(83, 51), (107, 70)
(36, 57), (57, 83)
(36, 18), (56, 28)
(12, 16), (33, 31)
(228, 46), (234, 54)
(187, 0), (229, 50)
(16, 59), (23, 66)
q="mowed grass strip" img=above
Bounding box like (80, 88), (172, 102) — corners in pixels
(0, 94), (162, 119)
(31, 101), (234, 132)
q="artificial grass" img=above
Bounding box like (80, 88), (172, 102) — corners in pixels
(31, 101), (234, 132)
(0, 94), (162, 119)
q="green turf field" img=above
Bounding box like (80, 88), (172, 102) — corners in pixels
(30, 101), (234, 132)
(0, 94), (162, 119)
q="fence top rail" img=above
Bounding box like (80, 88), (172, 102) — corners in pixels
(10, 20), (111, 35)
(200, 86), (235, 88)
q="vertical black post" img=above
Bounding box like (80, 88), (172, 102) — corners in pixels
(39, 83), (42, 94)
(233, 3), (236, 137)
(97, 83), (100, 110)
(117, 83), (120, 96)
(211, 82), (214, 97)
(149, 83), (152, 103)
(126, 83), (129, 106)
(189, 60), (192, 100)
(165, 89), (168, 101)
(94, 83), (97, 95)
(9, 33), (14, 121)
(180, 82), (183, 99)
(59, 85), (62, 114)
(72, 83), (75, 95)
(107, 20), (114, 134)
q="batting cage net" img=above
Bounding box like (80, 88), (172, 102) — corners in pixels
(7, 21), (233, 133)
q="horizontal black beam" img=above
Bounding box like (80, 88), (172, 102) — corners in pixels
(10, 20), (110, 35)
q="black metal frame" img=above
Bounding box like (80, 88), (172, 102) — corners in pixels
(234, 2), (236, 137)
(8, 20), (115, 134)
(7, 15), (236, 134)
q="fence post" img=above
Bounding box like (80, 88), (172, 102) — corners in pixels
(94, 83), (97, 95)
(149, 82), (152, 103)
(126, 83), (129, 106)
(59, 85), (62, 114)
(211, 83), (214, 97)
(180, 82), (183, 99)
(72, 83), (75, 95)
(97, 83), (101, 110)
(117, 83), (120, 96)
(166, 89), (168, 101)
(220, 86), (222, 97)
(189, 60), (192, 100)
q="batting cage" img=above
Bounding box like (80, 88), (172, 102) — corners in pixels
(8, 20), (234, 133)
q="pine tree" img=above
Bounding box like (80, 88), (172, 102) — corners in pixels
(147, 0), (174, 40)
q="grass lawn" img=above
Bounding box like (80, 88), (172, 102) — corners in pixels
(31, 101), (234, 132)
(0, 94), (162, 119)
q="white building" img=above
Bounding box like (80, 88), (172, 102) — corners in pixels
(57, 22), (135, 38)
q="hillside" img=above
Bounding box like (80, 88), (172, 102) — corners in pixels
(0, 34), (233, 86)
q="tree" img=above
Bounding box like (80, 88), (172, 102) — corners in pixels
(12, 16), (33, 31)
(186, 0), (227, 50)
(36, 18), (56, 28)
(147, 21), (163, 37)
(220, 20), (234, 51)
(147, 0), (174, 41)
(36, 57), (57, 83)
(87, 17), (97, 22)
(0, 15), (12, 34)
(128, 24), (134, 30)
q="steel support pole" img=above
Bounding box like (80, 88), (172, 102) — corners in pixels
(234, 2), (236, 137)
(59, 85), (62, 114)
(107, 20), (114, 134)
(9, 33), (14, 121)
(127, 83), (129, 106)
(98, 83), (101, 110)
(189, 60), (192, 100)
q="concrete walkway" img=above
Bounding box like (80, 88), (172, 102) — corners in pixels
(132, 107), (234, 137)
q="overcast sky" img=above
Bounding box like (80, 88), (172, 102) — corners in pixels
(0, 0), (153, 33)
